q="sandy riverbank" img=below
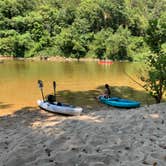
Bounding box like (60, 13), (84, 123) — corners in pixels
(0, 103), (166, 166)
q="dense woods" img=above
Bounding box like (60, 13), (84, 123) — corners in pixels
(0, 0), (165, 61)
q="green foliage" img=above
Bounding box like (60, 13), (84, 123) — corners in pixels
(54, 28), (73, 57)
(0, 29), (18, 37)
(99, 0), (128, 30)
(0, 0), (165, 60)
(11, 16), (28, 33)
(89, 28), (111, 59)
(128, 37), (150, 61)
(0, 36), (15, 56)
(125, 0), (148, 36)
(0, 0), (35, 18)
(141, 52), (166, 103)
(76, 0), (104, 32)
(142, 13), (166, 103)
(54, 26), (92, 60)
(145, 13), (166, 53)
(13, 33), (34, 57)
(110, 26), (131, 60)
(89, 26), (132, 60)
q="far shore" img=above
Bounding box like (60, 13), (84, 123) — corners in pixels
(0, 55), (133, 63)
(0, 55), (100, 62)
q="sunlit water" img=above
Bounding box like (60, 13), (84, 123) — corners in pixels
(0, 60), (154, 116)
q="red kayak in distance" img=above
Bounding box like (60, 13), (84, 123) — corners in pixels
(98, 60), (113, 65)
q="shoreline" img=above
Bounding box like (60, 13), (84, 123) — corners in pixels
(0, 56), (99, 62)
(0, 55), (132, 62)
(0, 102), (166, 166)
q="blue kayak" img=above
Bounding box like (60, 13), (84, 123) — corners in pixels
(98, 96), (140, 108)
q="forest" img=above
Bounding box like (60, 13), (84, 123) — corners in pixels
(0, 0), (165, 61)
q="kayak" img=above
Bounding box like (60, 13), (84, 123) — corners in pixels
(98, 60), (113, 65)
(37, 100), (83, 116)
(98, 96), (140, 108)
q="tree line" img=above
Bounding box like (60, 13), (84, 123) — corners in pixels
(0, 0), (165, 61)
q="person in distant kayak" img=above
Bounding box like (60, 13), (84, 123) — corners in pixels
(103, 84), (111, 98)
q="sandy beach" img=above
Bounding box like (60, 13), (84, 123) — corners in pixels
(0, 103), (166, 166)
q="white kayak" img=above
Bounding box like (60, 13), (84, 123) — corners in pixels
(37, 100), (83, 116)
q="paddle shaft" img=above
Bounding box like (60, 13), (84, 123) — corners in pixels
(40, 88), (45, 101)
(38, 80), (45, 101)
(53, 81), (56, 101)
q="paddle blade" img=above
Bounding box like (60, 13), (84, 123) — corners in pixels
(38, 80), (43, 88)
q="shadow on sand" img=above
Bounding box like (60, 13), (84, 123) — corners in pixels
(0, 85), (156, 114)
(52, 85), (155, 109)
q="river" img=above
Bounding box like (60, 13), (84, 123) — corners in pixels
(0, 60), (154, 116)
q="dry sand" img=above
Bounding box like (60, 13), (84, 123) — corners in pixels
(0, 103), (166, 166)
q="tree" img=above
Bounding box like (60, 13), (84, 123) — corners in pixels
(0, 0), (165, 60)
(89, 28), (113, 59)
(142, 14), (166, 103)
(142, 52), (166, 103)
(89, 26), (132, 60)
(108, 26), (131, 60)
(76, 0), (104, 32)
(13, 33), (34, 57)
(0, 0), (35, 19)
(145, 16), (166, 53)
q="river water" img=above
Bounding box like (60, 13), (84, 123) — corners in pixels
(0, 60), (154, 115)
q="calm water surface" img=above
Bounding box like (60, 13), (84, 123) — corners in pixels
(0, 60), (154, 115)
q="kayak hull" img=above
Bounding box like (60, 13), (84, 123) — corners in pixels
(98, 96), (140, 108)
(37, 100), (83, 116)
(98, 60), (113, 65)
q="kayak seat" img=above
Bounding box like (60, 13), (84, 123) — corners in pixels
(47, 94), (56, 104)
(57, 102), (62, 106)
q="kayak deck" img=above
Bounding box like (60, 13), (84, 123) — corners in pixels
(99, 96), (140, 108)
(37, 100), (83, 116)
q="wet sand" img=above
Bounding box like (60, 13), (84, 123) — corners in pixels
(0, 103), (166, 166)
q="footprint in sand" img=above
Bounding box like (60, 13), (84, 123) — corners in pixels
(45, 148), (52, 157)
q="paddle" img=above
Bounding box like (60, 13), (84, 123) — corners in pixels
(38, 80), (45, 101)
(53, 81), (56, 101)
